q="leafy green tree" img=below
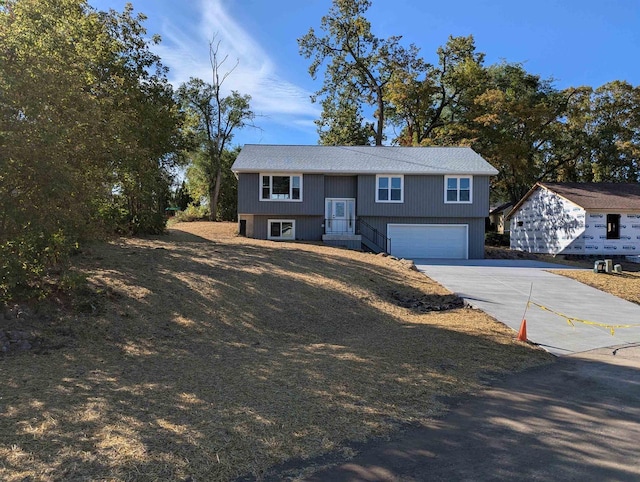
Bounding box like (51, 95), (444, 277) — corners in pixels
(577, 82), (640, 182)
(388, 35), (486, 146)
(183, 147), (239, 221)
(173, 181), (194, 211)
(0, 0), (182, 299)
(465, 63), (580, 203)
(316, 88), (373, 145)
(299, 0), (423, 146)
(177, 39), (253, 221)
(215, 148), (241, 221)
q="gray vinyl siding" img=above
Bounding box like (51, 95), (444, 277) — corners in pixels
(237, 173), (324, 215)
(324, 176), (358, 198)
(249, 215), (324, 241)
(361, 216), (486, 259)
(357, 175), (490, 218)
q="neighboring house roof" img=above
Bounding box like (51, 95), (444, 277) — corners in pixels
(508, 182), (640, 219)
(232, 145), (499, 175)
(489, 201), (514, 215)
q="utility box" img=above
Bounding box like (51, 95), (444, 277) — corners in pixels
(605, 259), (614, 273)
(594, 260), (605, 273)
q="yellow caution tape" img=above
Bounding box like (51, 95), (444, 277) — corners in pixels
(527, 300), (640, 336)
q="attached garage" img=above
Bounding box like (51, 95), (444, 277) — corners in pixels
(387, 224), (468, 259)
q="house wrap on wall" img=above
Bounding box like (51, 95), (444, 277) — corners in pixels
(508, 182), (640, 255)
(232, 145), (498, 259)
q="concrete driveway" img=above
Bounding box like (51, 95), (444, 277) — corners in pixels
(414, 259), (640, 355)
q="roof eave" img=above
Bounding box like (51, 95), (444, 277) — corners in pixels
(232, 168), (499, 176)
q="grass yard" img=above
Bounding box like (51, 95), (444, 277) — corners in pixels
(0, 222), (552, 481)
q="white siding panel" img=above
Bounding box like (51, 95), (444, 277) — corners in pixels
(510, 186), (640, 255)
(582, 213), (640, 255)
(509, 188), (585, 254)
(388, 224), (468, 259)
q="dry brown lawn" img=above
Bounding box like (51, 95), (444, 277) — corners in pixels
(0, 222), (552, 481)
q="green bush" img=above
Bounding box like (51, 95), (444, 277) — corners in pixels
(97, 198), (168, 235)
(485, 231), (510, 247)
(174, 203), (210, 222)
(0, 229), (73, 302)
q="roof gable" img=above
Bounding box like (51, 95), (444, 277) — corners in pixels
(232, 145), (498, 175)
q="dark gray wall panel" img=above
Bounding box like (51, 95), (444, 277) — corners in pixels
(250, 215), (324, 241)
(324, 176), (358, 199)
(357, 175), (490, 218)
(238, 173), (324, 215)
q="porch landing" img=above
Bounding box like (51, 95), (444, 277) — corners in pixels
(322, 234), (362, 250)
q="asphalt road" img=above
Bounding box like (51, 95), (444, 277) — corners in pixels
(297, 345), (640, 481)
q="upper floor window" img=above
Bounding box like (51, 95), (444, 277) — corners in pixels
(376, 175), (403, 203)
(445, 176), (472, 203)
(261, 174), (302, 201)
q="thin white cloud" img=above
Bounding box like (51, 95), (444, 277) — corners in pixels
(153, 0), (320, 123)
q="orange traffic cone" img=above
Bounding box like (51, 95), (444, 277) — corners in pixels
(517, 319), (528, 342)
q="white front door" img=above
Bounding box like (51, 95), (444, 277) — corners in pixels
(325, 198), (356, 234)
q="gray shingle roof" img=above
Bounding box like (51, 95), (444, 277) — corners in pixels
(232, 145), (498, 175)
(507, 182), (640, 220)
(539, 182), (640, 210)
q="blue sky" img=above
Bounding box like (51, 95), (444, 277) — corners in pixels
(89, 0), (640, 147)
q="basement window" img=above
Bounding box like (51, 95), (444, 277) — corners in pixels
(606, 214), (620, 239)
(268, 219), (295, 240)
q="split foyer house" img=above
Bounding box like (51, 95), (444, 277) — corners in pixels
(508, 182), (640, 255)
(232, 145), (498, 259)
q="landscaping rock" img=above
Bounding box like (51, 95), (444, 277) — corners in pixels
(390, 291), (465, 312)
(398, 259), (419, 271)
(0, 329), (36, 355)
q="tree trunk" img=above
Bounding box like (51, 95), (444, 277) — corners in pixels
(375, 87), (384, 146)
(209, 169), (223, 221)
(208, 183), (216, 221)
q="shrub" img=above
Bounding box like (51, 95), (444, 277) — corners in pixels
(0, 229), (73, 302)
(485, 232), (510, 247)
(174, 203), (210, 222)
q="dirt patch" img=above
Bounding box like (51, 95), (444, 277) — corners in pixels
(0, 223), (552, 481)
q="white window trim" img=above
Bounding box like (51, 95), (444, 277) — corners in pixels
(260, 173), (303, 202)
(267, 219), (296, 240)
(444, 175), (473, 204)
(375, 174), (404, 203)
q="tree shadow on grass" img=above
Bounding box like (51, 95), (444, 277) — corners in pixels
(290, 355), (640, 482)
(1, 231), (554, 481)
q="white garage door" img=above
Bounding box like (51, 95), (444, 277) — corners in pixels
(387, 224), (468, 259)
